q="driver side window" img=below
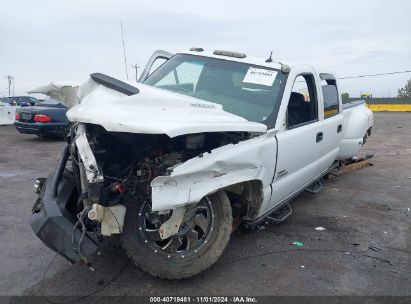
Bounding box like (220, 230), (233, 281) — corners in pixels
(287, 74), (318, 129)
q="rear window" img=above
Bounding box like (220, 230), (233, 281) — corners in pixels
(322, 84), (339, 118)
(36, 99), (65, 108)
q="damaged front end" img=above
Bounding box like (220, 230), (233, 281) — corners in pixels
(31, 121), (263, 265)
(29, 65), (280, 277)
(30, 144), (98, 264)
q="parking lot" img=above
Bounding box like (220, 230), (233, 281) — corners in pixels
(0, 112), (410, 298)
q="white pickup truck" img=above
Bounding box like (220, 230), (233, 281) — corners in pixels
(30, 48), (373, 279)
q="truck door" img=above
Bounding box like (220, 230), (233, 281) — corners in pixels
(316, 74), (344, 172)
(270, 70), (324, 206)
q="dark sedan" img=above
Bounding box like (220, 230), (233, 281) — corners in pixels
(14, 99), (69, 138)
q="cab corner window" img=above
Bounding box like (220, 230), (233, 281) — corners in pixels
(287, 74), (318, 129)
(322, 82), (339, 119)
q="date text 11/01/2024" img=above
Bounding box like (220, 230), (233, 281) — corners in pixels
(149, 296), (258, 303)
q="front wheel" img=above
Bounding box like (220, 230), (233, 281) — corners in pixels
(121, 191), (232, 279)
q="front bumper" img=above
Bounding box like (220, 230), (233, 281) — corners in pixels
(30, 145), (98, 263)
(14, 121), (68, 137)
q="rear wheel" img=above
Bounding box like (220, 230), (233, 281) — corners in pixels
(121, 191), (232, 279)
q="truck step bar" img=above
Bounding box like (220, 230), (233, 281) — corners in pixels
(244, 202), (293, 229)
(305, 177), (324, 194)
(265, 203), (293, 223)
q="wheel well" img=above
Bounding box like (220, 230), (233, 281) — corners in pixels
(222, 180), (263, 219)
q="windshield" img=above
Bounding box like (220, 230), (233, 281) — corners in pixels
(144, 54), (287, 124)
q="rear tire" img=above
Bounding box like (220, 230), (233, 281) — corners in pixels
(121, 191), (232, 279)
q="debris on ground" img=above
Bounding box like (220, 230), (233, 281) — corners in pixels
(362, 255), (392, 265)
(369, 245), (382, 252)
(327, 155), (374, 179)
(292, 241), (304, 247)
(300, 265), (305, 268)
(315, 226), (326, 231)
(394, 186), (411, 190)
(256, 225), (266, 231)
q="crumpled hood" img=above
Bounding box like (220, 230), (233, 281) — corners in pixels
(30, 75), (267, 138)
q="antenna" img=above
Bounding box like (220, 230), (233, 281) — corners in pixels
(120, 21), (129, 80)
(265, 51), (274, 63)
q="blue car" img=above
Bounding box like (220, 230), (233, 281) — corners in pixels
(14, 99), (69, 138)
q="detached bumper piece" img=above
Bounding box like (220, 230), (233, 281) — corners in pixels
(30, 145), (98, 263)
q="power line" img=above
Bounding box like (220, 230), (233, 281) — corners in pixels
(338, 70), (411, 80)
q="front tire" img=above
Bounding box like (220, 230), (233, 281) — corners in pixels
(121, 191), (232, 279)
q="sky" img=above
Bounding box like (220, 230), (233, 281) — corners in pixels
(1, 0), (411, 98)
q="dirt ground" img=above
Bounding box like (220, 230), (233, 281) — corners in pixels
(0, 112), (410, 300)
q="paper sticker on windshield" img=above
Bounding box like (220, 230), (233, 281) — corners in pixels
(243, 67), (277, 86)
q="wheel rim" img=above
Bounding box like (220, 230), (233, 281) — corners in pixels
(138, 197), (215, 258)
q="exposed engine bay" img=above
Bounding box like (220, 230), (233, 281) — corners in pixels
(67, 123), (252, 240)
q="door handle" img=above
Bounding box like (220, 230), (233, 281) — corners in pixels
(316, 132), (323, 143)
(337, 124), (342, 133)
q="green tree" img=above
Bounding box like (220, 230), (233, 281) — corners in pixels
(397, 79), (411, 98)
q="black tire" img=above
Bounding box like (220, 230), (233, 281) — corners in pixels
(121, 191), (232, 279)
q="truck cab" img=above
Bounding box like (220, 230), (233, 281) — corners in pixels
(270, 69), (345, 211)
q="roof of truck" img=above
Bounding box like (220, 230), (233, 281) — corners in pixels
(178, 49), (287, 71)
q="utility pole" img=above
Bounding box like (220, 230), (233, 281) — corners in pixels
(5, 75), (14, 96)
(132, 63), (140, 82)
